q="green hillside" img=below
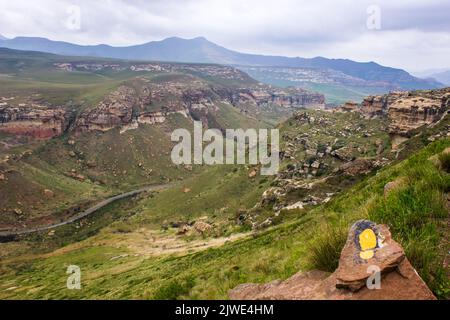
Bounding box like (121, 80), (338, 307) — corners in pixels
(0, 137), (448, 300)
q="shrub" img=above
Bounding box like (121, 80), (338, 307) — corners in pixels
(111, 221), (133, 234)
(152, 277), (195, 300)
(438, 151), (450, 173)
(307, 223), (347, 272)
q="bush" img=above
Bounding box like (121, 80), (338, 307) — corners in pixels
(438, 151), (450, 173)
(111, 221), (133, 234)
(152, 277), (195, 300)
(307, 223), (347, 272)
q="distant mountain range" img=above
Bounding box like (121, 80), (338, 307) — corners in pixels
(418, 70), (450, 86)
(0, 35), (444, 101)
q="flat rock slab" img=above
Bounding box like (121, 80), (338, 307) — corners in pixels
(335, 220), (405, 291)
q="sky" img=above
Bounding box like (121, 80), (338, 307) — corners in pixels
(0, 0), (449, 72)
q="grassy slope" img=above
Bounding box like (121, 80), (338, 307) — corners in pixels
(0, 139), (448, 300)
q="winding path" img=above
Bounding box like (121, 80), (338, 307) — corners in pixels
(0, 184), (169, 237)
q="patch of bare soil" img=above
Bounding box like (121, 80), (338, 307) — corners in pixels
(115, 228), (251, 257)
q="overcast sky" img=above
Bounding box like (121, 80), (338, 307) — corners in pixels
(0, 0), (449, 72)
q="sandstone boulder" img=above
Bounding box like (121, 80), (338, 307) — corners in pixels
(193, 221), (213, 234)
(339, 158), (374, 176)
(384, 178), (406, 198)
(229, 220), (436, 300)
(335, 220), (404, 291)
(43, 189), (55, 198)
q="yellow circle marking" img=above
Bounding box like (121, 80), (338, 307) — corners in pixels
(360, 250), (374, 259)
(359, 228), (377, 260)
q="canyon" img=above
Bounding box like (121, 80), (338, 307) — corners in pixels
(0, 74), (325, 138)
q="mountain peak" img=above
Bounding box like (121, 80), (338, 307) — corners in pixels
(161, 36), (210, 43)
(192, 36), (209, 42)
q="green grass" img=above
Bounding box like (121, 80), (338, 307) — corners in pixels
(129, 164), (271, 230)
(1, 139), (448, 300)
(305, 139), (450, 298)
(307, 223), (348, 272)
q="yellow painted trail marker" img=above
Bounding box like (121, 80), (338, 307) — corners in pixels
(359, 228), (377, 260)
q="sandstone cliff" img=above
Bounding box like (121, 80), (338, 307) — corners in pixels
(360, 88), (450, 136)
(0, 103), (67, 139)
(73, 79), (325, 134)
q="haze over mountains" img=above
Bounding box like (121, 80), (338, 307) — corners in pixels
(0, 35), (443, 96)
(417, 69), (450, 86)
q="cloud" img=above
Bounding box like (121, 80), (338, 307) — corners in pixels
(0, 0), (449, 71)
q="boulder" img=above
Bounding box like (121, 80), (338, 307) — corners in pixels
(384, 178), (406, 198)
(43, 189), (55, 198)
(229, 220), (436, 300)
(248, 169), (258, 178)
(283, 201), (304, 211)
(177, 224), (191, 235)
(339, 158), (374, 176)
(193, 221), (213, 234)
(335, 220), (404, 291)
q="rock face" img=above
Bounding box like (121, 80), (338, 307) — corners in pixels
(0, 104), (67, 139)
(229, 220), (436, 300)
(234, 89), (325, 109)
(360, 88), (450, 136)
(1, 64), (325, 138)
(75, 86), (137, 132)
(74, 79), (325, 133)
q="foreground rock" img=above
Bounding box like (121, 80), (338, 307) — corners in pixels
(229, 220), (435, 300)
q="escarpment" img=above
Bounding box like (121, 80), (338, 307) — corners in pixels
(0, 103), (68, 139)
(0, 62), (326, 139)
(73, 79), (325, 134)
(359, 88), (450, 136)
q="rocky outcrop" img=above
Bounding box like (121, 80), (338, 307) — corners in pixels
(338, 101), (359, 112)
(387, 95), (447, 135)
(338, 158), (375, 177)
(74, 86), (136, 132)
(73, 79), (325, 134)
(0, 104), (67, 139)
(229, 220), (435, 300)
(233, 89), (325, 109)
(360, 88), (450, 136)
